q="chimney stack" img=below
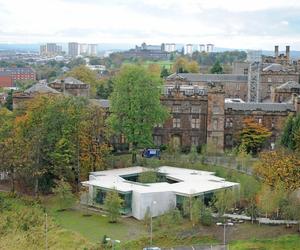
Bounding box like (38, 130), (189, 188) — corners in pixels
(275, 45), (279, 57)
(286, 45), (290, 59)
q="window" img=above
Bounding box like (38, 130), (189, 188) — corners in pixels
(212, 102), (220, 114)
(172, 105), (180, 113)
(191, 118), (200, 128)
(154, 135), (162, 146)
(225, 134), (233, 146)
(267, 77), (272, 83)
(225, 118), (233, 128)
(173, 118), (180, 128)
(191, 136), (199, 146)
(213, 118), (218, 130)
(191, 105), (201, 113)
(236, 83), (240, 91)
(257, 118), (262, 124)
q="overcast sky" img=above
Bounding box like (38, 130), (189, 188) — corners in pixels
(0, 0), (300, 50)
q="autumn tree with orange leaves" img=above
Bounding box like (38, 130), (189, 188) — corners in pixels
(239, 117), (271, 154)
(254, 149), (300, 191)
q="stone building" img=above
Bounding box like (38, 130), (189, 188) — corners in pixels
(260, 64), (299, 102)
(13, 77), (89, 109)
(166, 73), (249, 101)
(48, 77), (90, 97)
(153, 82), (300, 152)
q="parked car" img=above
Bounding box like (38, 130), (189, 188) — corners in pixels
(143, 247), (161, 250)
(142, 148), (161, 159)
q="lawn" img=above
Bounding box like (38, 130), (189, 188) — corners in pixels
(44, 197), (147, 243)
(230, 235), (300, 250)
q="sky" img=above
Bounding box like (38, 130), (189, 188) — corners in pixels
(0, 0), (300, 50)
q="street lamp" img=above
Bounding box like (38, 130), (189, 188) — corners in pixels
(150, 200), (157, 246)
(105, 237), (121, 250)
(216, 222), (234, 245)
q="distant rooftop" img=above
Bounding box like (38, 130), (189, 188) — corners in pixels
(83, 166), (239, 196)
(277, 81), (300, 90)
(225, 102), (295, 112)
(24, 83), (60, 94)
(167, 73), (248, 83)
(262, 63), (287, 72)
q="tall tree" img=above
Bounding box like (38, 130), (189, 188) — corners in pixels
(210, 61), (224, 74)
(108, 65), (169, 163)
(104, 189), (123, 223)
(239, 117), (271, 154)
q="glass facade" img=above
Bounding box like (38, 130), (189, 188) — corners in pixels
(92, 187), (132, 215)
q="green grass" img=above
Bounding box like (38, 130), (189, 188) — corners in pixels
(44, 197), (147, 244)
(50, 208), (146, 243)
(230, 235), (300, 250)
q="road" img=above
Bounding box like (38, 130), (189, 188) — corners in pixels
(163, 245), (228, 250)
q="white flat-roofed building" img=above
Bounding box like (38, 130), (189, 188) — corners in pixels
(82, 166), (239, 220)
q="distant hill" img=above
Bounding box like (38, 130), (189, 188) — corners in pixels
(0, 43), (300, 59)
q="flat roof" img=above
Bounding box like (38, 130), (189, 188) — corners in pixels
(82, 166), (239, 196)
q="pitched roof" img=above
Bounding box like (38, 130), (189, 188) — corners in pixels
(167, 73), (248, 82)
(24, 83), (60, 94)
(225, 102), (295, 112)
(277, 81), (300, 90)
(262, 63), (286, 72)
(52, 77), (86, 85)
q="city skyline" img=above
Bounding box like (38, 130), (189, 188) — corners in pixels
(0, 0), (300, 50)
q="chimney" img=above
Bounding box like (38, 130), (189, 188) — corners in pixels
(275, 45), (279, 57)
(293, 94), (300, 113)
(286, 45), (290, 59)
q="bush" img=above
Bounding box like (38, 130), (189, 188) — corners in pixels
(201, 207), (213, 226)
(138, 170), (158, 183)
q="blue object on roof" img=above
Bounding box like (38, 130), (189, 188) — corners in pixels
(142, 148), (160, 158)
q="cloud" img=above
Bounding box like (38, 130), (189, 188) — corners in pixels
(0, 0), (299, 49)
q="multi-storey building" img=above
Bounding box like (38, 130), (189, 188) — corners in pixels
(0, 67), (36, 85)
(153, 83), (300, 152)
(68, 42), (79, 57)
(40, 43), (62, 57)
(0, 72), (13, 87)
(88, 44), (98, 56)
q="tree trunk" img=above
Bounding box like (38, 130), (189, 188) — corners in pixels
(10, 168), (15, 193)
(132, 152), (137, 164)
(34, 177), (39, 197)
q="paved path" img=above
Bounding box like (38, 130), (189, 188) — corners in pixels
(164, 245), (227, 250)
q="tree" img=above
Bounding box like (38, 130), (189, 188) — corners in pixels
(138, 170), (158, 183)
(108, 65), (169, 163)
(52, 179), (76, 211)
(213, 189), (235, 217)
(79, 105), (111, 179)
(210, 61), (224, 74)
(172, 57), (199, 73)
(183, 197), (203, 226)
(281, 114), (300, 151)
(257, 184), (274, 218)
(4, 90), (13, 111)
(189, 145), (199, 163)
(239, 117), (271, 154)
(96, 79), (113, 99)
(254, 149), (300, 191)
(160, 66), (170, 78)
(104, 189), (123, 223)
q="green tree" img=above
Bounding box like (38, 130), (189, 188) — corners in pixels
(52, 179), (76, 211)
(210, 61), (224, 74)
(4, 90), (13, 111)
(108, 65), (169, 163)
(104, 189), (123, 223)
(281, 114), (294, 149)
(189, 145), (199, 163)
(213, 189), (235, 217)
(160, 66), (170, 78)
(138, 170), (158, 183)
